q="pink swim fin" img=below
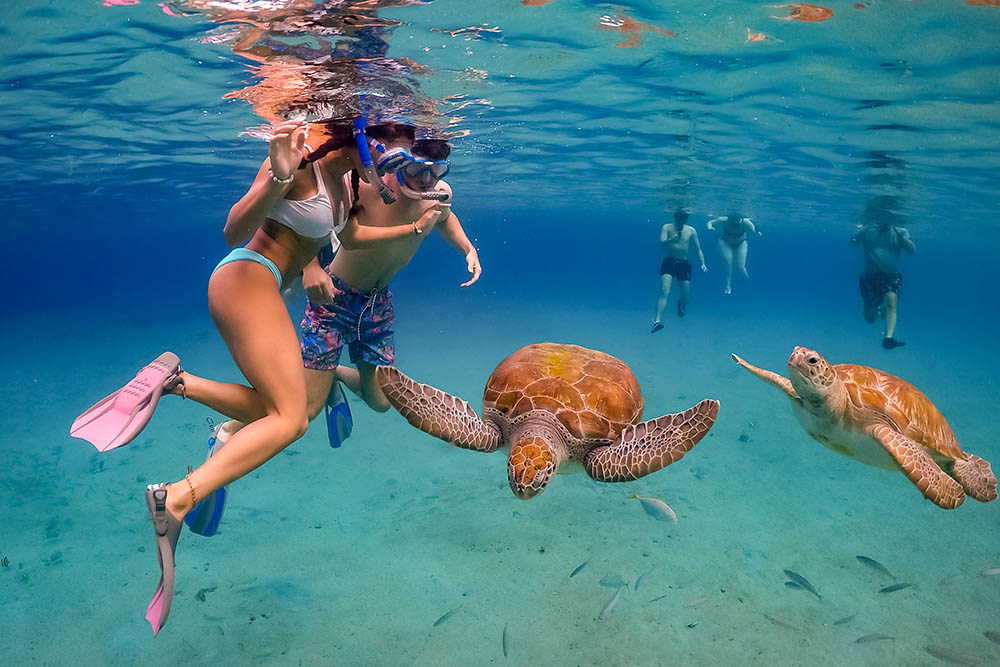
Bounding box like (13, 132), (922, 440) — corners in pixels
(70, 352), (181, 452)
(145, 484), (182, 636)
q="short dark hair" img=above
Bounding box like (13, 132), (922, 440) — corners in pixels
(674, 210), (689, 223)
(412, 139), (450, 161)
(367, 123), (415, 144)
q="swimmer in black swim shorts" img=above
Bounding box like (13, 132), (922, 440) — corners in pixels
(651, 209), (707, 332)
(851, 215), (915, 349)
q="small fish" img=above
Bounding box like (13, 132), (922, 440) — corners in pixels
(433, 607), (461, 627)
(783, 570), (821, 600)
(978, 567), (1000, 577)
(763, 612), (801, 631)
(600, 574), (624, 588)
(569, 559), (590, 578)
(502, 624), (509, 657)
(856, 556), (895, 579)
(1, 556), (9, 568)
(855, 633), (894, 643)
(599, 584), (626, 620)
(632, 494), (678, 523)
(647, 593), (670, 604)
(833, 613), (857, 626)
(879, 582), (914, 593)
(923, 644), (980, 665)
(685, 595), (709, 608)
(635, 570), (652, 591)
(983, 630), (1000, 645)
(938, 573), (963, 586)
(195, 585), (217, 602)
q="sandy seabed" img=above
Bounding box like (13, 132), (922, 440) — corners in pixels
(1, 284), (998, 666)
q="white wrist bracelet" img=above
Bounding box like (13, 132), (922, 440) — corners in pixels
(269, 168), (294, 184)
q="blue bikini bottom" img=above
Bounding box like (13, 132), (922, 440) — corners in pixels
(213, 247), (282, 289)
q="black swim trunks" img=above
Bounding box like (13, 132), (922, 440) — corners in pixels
(660, 257), (692, 281)
(859, 271), (902, 308)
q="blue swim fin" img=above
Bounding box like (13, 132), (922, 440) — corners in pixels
(325, 382), (353, 449)
(184, 419), (240, 537)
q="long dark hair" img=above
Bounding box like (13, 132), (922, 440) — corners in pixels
(299, 122), (354, 168)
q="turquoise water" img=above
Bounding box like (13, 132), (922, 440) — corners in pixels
(2, 1), (999, 665)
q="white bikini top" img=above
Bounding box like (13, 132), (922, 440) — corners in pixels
(268, 161), (351, 245)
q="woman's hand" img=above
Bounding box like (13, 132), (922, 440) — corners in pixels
(269, 121), (308, 181)
(303, 260), (338, 305)
(415, 203), (448, 234)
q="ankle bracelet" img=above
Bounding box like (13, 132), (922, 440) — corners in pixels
(184, 472), (198, 506)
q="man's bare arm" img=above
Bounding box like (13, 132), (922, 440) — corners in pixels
(897, 228), (916, 254)
(691, 228), (707, 270)
(435, 210), (482, 286)
(660, 224), (673, 245)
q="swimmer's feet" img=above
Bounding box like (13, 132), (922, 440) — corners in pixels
(677, 301), (687, 318)
(650, 321), (664, 334)
(882, 337), (906, 350)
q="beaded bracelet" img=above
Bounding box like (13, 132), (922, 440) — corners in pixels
(269, 167), (294, 184)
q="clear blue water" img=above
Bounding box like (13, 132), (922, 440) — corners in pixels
(2, 1), (999, 665)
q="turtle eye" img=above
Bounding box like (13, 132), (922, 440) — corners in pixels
(808, 357), (818, 364)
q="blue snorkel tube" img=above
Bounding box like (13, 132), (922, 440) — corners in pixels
(352, 117), (396, 204)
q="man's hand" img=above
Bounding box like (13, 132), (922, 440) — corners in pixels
(461, 248), (482, 287)
(303, 262), (338, 305)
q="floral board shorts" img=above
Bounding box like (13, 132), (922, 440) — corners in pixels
(300, 272), (395, 370)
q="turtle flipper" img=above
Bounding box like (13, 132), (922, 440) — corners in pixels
(952, 454), (997, 503)
(870, 424), (965, 509)
(375, 366), (502, 452)
(732, 354), (798, 399)
(584, 399), (719, 482)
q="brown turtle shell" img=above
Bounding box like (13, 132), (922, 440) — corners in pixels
(837, 364), (963, 459)
(483, 343), (643, 441)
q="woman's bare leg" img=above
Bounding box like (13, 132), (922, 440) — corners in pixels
(734, 240), (750, 281)
(718, 239), (734, 294)
(161, 261), (309, 520)
(176, 372), (267, 424)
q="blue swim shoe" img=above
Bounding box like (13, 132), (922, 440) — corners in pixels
(184, 419), (241, 537)
(325, 382), (353, 449)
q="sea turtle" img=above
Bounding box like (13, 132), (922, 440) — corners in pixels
(732, 347), (997, 509)
(375, 342), (720, 499)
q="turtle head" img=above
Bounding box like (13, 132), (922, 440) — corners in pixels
(787, 347), (837, 402)
(507, 433), (561, 499)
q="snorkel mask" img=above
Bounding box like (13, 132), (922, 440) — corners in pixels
(396, 158), (452, 205)
(352, 117), (396, 204)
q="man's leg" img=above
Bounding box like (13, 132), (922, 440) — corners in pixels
(678, 279), (691, 317)
(719, 239), (734, 294)
(354, 361), (391, 412)
(305, 368), (336, 421)
(860, 275), (879, 323)
(653, 274), (673, 331)
(883, 291), (896, 338)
